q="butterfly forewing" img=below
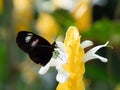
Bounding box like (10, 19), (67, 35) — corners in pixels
(16, 31), (51, 53)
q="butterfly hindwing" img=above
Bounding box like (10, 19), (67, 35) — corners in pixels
(28, 45), (54, 66)
(16, 31), (51, 53)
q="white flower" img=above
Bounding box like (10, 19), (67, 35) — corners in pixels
(81, 40), (109, 63)
(38, 41), (69, 83)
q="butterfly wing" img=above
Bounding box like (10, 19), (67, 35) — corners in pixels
(28, 45), (54, 66)
(16, 31), (51, 53)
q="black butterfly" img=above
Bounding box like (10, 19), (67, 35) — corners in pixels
(16, 31), (56, 66)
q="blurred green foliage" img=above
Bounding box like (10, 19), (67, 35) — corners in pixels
(82, 19), (120, 46)
(0, 39), (9, 82)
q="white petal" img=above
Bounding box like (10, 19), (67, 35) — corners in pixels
(38, 58), (57, 75)
(56, 67), (69, 83)
(81, 40), (93, 49)
(94, 54), (108, 62)
(54, 42), (68, 65)
(38, 65), (50, 75)
(84, 41), (109, 62)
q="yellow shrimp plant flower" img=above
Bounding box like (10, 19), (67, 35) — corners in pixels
(38, 26), (108, 90)
(57, 26), (109, 90)
(57, 26), (85, 90)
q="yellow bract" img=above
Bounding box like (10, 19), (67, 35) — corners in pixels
(57, 26), (85, 90)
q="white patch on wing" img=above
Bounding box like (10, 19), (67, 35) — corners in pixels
(25, 36), (32, 43)
(25, 33), (33, 43)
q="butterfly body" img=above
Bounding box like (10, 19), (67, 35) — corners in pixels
(16, 31), (56, 66)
